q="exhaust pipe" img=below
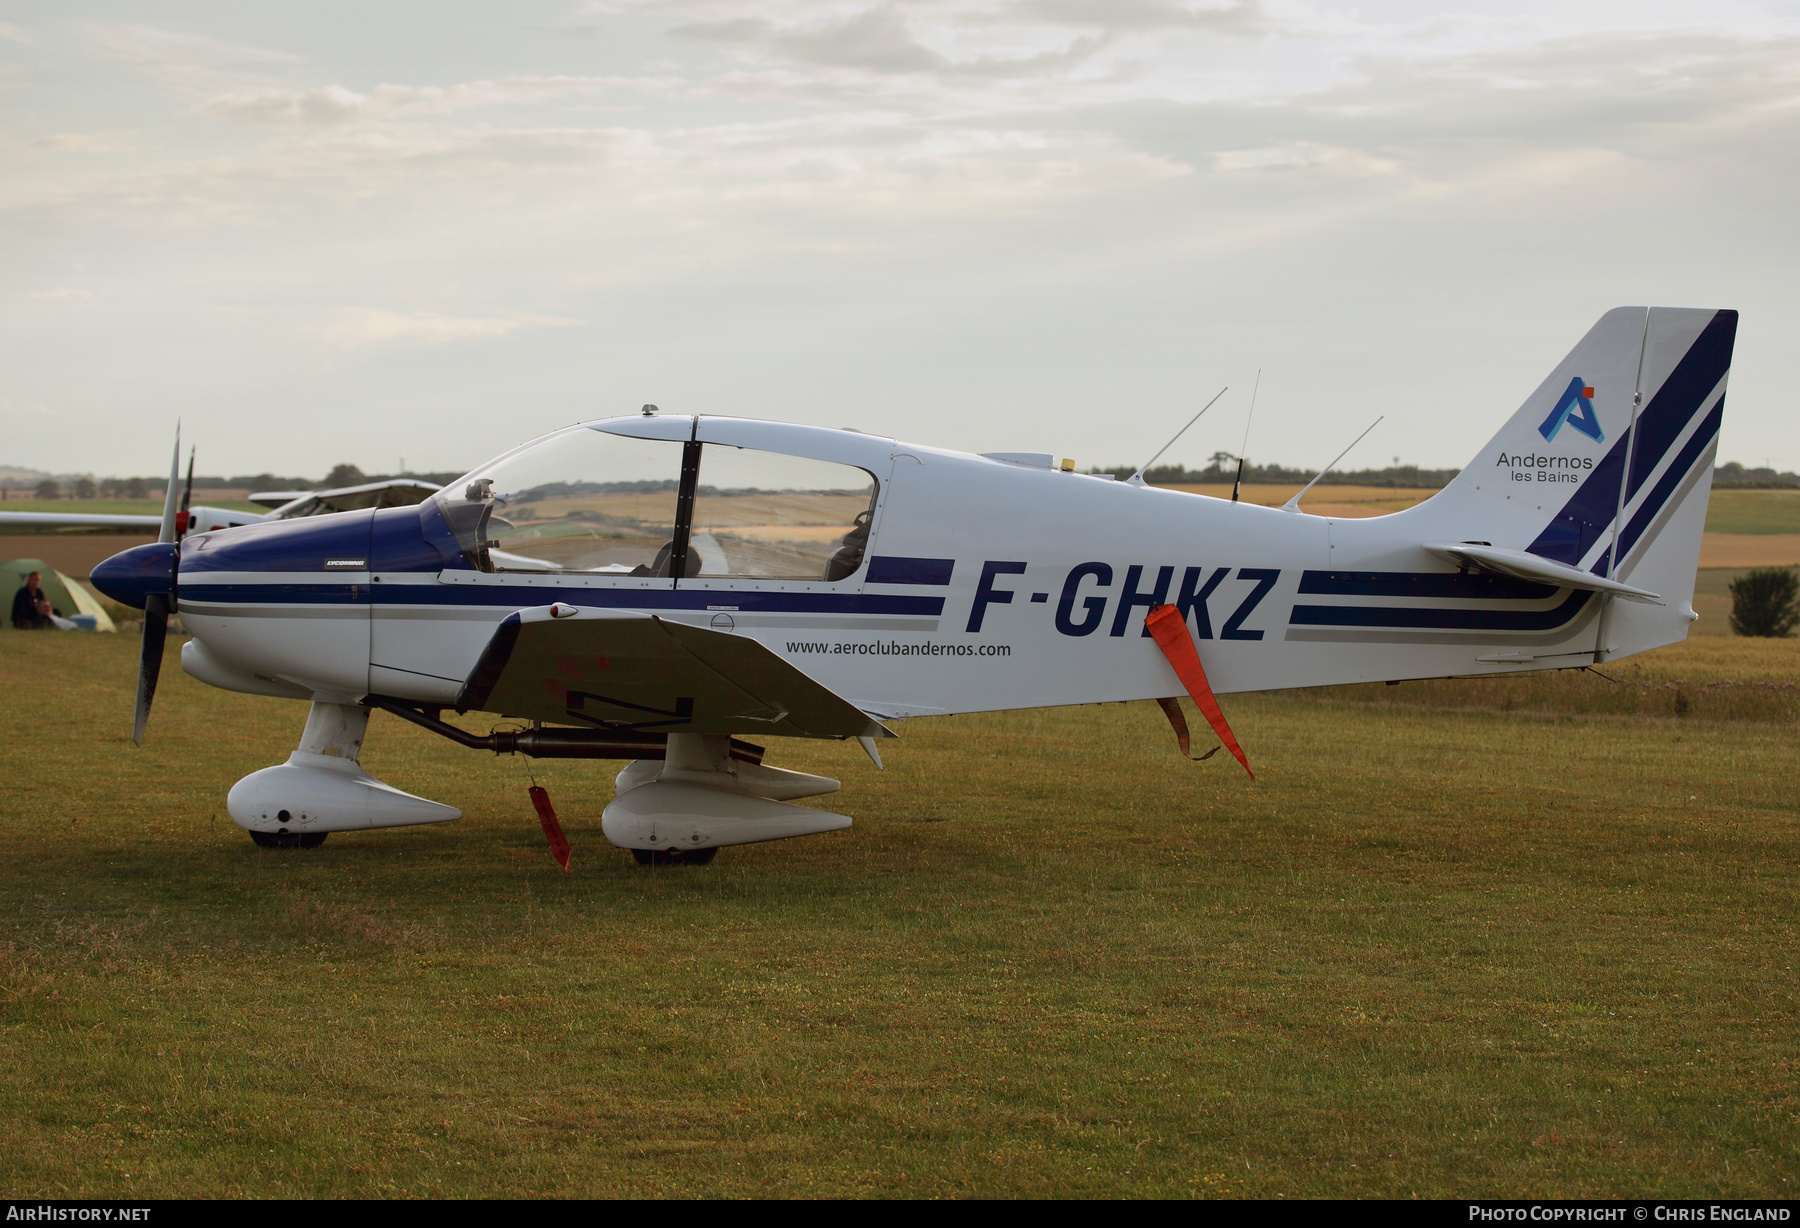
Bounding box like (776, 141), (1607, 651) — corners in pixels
(363, 694), (764, 764)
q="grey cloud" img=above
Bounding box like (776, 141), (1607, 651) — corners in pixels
(671, 17), (776, 45)
(199, 76), (682, 127)
(777, 6), (946, 73)
(1023, 29), (1800, 192)
(1014, 0), (1267, 35)
(203, 84), (370, 126)
(83, 23), (299, 95)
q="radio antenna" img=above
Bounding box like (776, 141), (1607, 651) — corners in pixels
(1231, 369), (1260, 503)
(1280, 415), (1384, 512)
(1128, 385), (1228, 488)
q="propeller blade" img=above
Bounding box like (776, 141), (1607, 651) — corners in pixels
(137, 427), (181, 746)
(133, 593), (170, 747)
(178, 446), (196, 536)
(157, 423), (182, 545)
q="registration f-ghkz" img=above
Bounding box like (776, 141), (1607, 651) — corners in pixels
(93, 307), (1734, 865)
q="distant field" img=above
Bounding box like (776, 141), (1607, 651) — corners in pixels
(1702, 489), (1800, 535)
(1154, 483), (1800, 536)
(0, 634), (1793, 1197)
(1157, 483), (1440, 517)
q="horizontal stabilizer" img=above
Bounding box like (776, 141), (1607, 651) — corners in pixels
(1422, 542), (1662, 604)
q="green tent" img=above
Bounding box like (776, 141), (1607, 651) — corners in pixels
(1, 558), (116, 632)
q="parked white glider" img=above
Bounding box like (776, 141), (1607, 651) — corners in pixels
(0, 459), (440, 538)
(92, 307), (1732, 865)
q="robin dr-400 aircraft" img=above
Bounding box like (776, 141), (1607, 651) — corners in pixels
(91, 306), (1733, 865)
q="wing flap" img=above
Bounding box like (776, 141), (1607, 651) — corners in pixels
(458, 606), (879, 739)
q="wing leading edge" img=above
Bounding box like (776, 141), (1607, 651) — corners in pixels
(458, 606), (889, 741)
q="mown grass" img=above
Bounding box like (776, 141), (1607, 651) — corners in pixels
(0, 634), (1796, 1198)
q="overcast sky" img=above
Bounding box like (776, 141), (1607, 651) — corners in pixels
(4, 1), (1798, 480)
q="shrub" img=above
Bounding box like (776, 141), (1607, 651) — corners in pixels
(1729, 567), (1800, 637)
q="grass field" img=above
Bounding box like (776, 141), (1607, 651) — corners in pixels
(1, 633), (1795, 1198)
(1701, 490), (1800, 536)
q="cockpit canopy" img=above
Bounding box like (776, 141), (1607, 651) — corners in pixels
(435, 420), (879, 581)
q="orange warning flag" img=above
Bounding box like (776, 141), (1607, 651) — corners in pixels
(1144, 604), (1254, 779)
(528, 784), (572, 872)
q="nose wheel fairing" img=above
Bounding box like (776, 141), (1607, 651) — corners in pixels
(226, 702), (461, 841)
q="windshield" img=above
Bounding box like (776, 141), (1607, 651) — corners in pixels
(436, 424), (879, 579)
(435, 426), (686, 573)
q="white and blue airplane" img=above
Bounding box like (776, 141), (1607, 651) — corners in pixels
(92, 306), (1733, 865)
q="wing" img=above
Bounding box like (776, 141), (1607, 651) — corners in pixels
(247, 490), (314, 509)
(0, 511), (162, 535)
(266, 479), (442, 519)
(457, 605), (886, 740)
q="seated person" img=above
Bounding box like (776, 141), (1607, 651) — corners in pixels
(38, 596), (76, 631)
(11, 571), (51, 630)
(823, 512), (872, 582)
(630, 540), (700, 578)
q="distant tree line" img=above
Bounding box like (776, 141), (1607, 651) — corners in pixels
(1092, 451), (1462, 489)
(1712, 462), (1800, 488)
(14, 454), (1800, 499)
(16, 463), (465, 499)
(1092, 453), (1800, 491)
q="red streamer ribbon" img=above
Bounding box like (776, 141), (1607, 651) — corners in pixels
(1144, 604), (1255, 779)
(528, 784), (572, 872)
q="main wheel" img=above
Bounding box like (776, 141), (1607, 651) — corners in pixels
(631, 846), (717, 867)
(249, 831), (328, 849)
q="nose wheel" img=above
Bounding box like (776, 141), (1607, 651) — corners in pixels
(630, 847), (717, 867)
(249, 830), (328, 850)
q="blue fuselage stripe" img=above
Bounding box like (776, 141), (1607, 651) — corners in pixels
(178, 583), (946, 617)
(1297, 571), (1557, 600)
(1291, 589), (1591, 630)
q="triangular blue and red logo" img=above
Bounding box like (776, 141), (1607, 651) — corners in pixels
(1538, 377), (1603, 443)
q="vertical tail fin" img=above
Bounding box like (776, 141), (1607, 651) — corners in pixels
(1428, 306), (1735, 655)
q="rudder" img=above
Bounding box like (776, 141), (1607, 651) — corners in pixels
(1425, 306), (1736, 656)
